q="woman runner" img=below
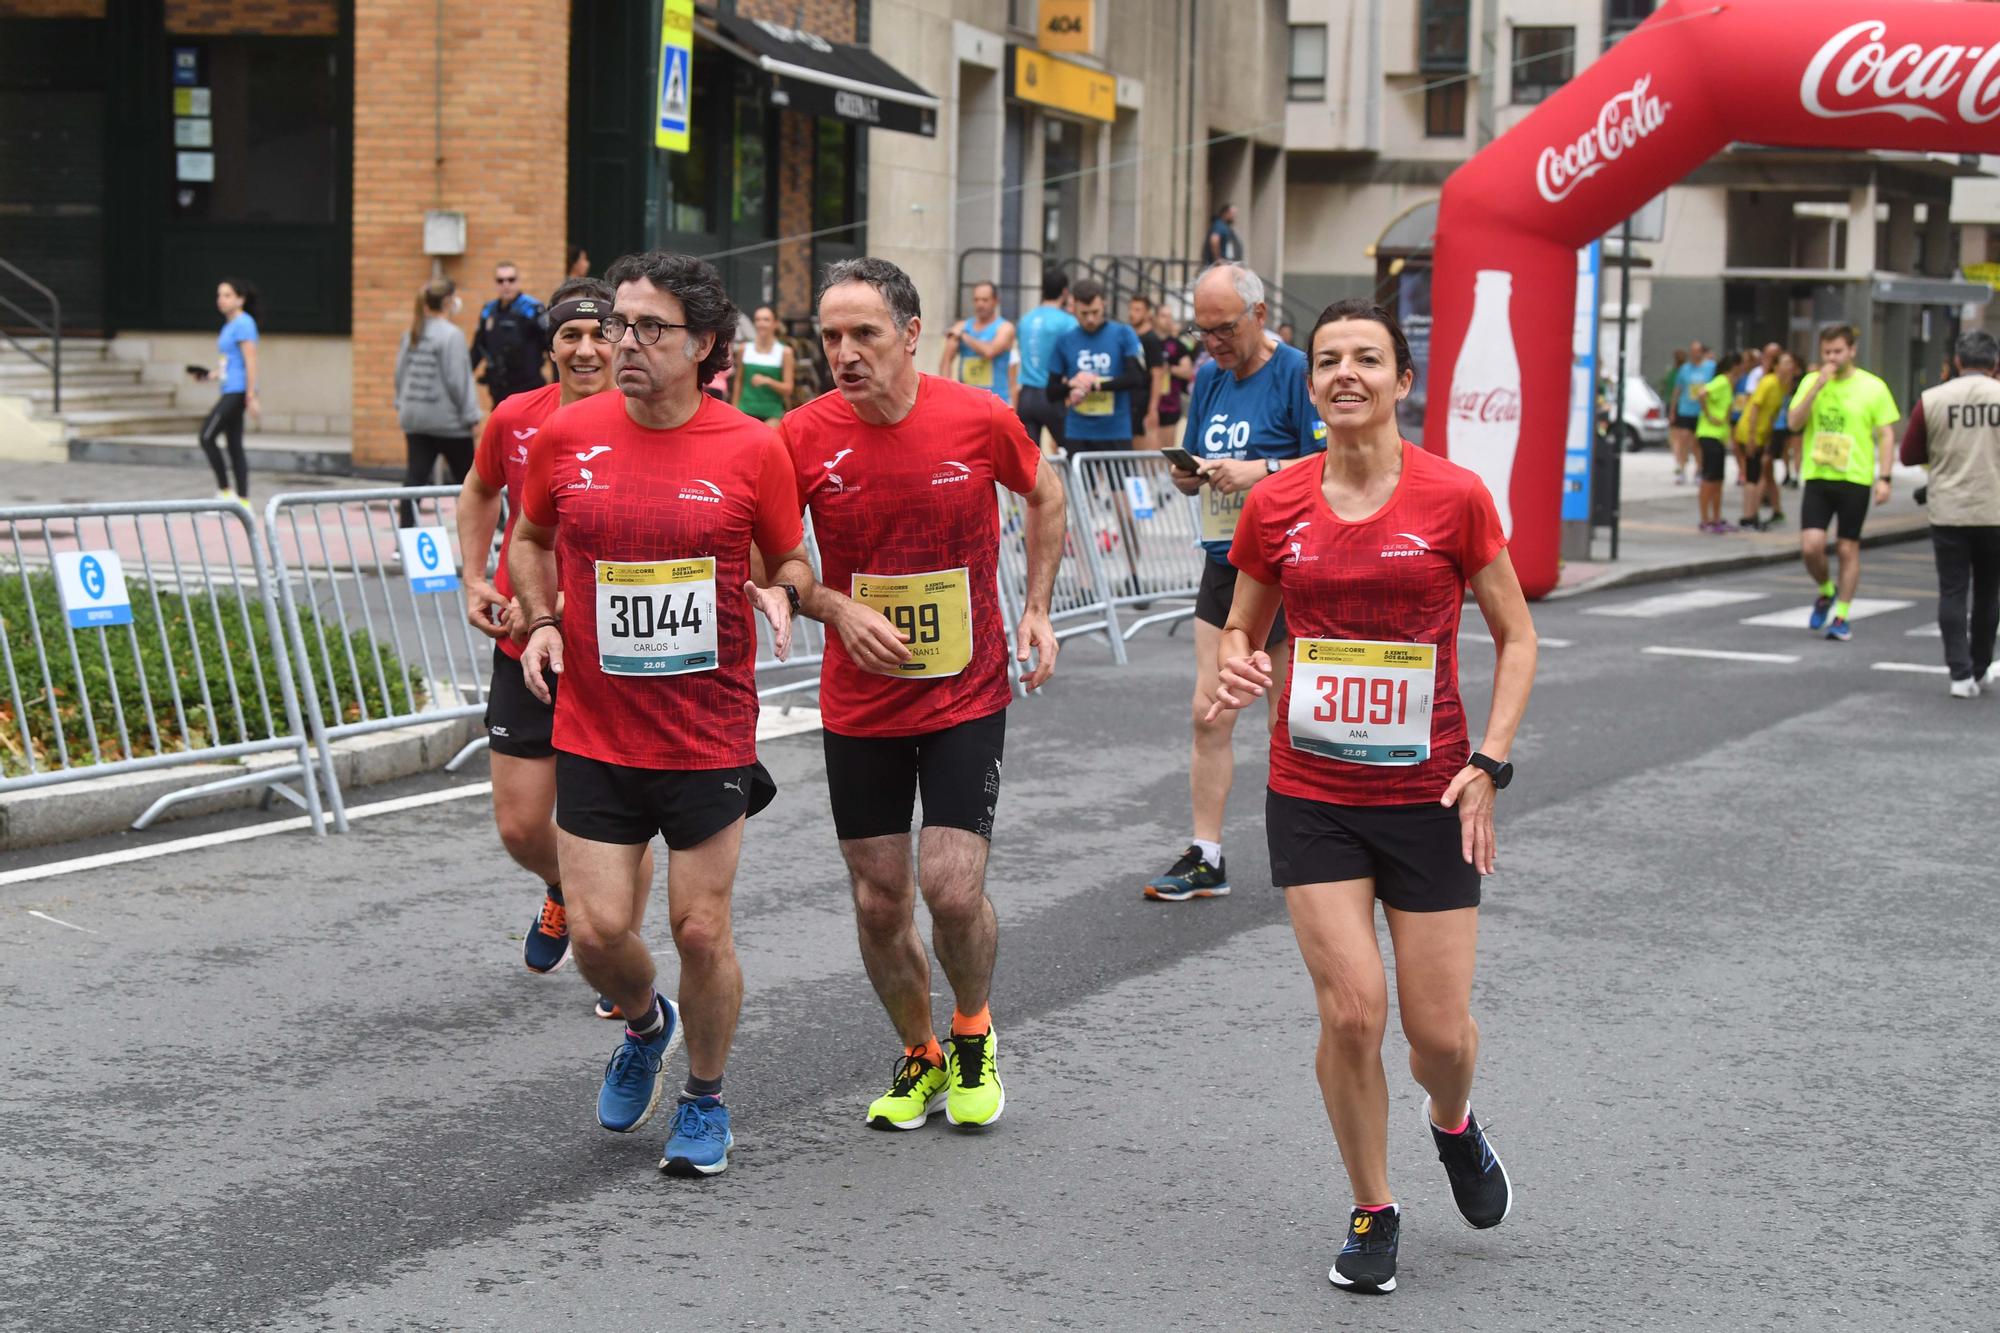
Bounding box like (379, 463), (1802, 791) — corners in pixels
(732, 304), (795, 423)
(1208, 297), (1537, 1295)
(196, 277), (260, 504)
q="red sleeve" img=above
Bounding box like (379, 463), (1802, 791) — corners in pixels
(521, 418), (559, 527)
(1228, 486), (1279, 585)
(752, 431), (806, 556)
(990, 398), (1041, 495)
(472, 409), (506, 489)
(1899, 395), (1928, 467)
(1459, 476), (1507, 580)
(775, 415), (811, 515)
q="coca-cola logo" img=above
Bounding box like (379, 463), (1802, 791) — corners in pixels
(1801, 20), (2000, 124)
(1450, 388), (1521, 425)
(1535, 75), (1670, 204)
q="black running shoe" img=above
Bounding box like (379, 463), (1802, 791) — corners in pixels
(1144, 846), (1230, 901)
(1426, 1098), (1513, 1229)
(1329, 1205), (1399, 1293)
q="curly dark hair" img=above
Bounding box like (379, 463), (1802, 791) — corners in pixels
(1308, 297), (1413, 380)
(603, 250), (738, 383)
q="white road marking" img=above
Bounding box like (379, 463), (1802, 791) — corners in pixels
(1586, 590), (1768, 618)
(0, 783), (494, 889)
(26, 909), (97, 933)
(757, 705), (823, 740)
(1739, 598), (1914, 628)
(1460, 633), (1572, 647)
(1871, 662), (1950, 675)
(1905, 624), (1942, 638)
(1642, 646), (1801, 664)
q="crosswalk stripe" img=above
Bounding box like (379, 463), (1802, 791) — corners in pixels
(1871, 662), (1949, 675)
(1642, 646), (1800, 664)
(1739, 597), (1914, 628)
(1585, 590), (1768, 619)
(1904, 624), (1941, 637)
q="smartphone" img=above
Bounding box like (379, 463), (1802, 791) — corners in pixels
(185, 364), (211, 382)
(1158, 446), (1202, 473)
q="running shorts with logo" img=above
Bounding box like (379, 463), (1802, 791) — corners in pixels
(556, 752), (776, 848)
(485, 641), (555, 757)
(781, 374), (1040, 840)
(519, 391), (803, 837)
(1800, 479), (1871, 540)
(1230, 441), (1506, 905)
(822, 710), (1005, 841)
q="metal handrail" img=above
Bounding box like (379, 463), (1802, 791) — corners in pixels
(0, 256), (61, 413)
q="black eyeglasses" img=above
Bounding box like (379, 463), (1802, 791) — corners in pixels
(1191, 311), (1248, 342)
(495, 275), (519, 284)
(600, 315), (691, 346)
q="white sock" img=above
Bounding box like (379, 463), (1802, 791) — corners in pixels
(1192, 838), (1221, 865)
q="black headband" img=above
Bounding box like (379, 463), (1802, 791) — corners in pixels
(546, 297), (609, 338)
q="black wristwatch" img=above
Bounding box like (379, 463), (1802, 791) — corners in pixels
(1264, 456), (1282, 475)
(1468, 752), (1514, 789)
(776, 582), (802, 616)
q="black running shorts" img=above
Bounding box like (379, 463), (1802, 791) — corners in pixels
(484, 643), (555, 759)
(821, 709), (1005, 841)
(1767, 426), (1790, 459)
(1266, 789), (1481, 911)
(1194, 557), (1288, 645)
(1800, 478), (1871, 540)
(1741, 447), (1764, 485)
(555, 751), (776, 848)
(1697, 438), (1727, 483)
(1672, 411), (1697, 431)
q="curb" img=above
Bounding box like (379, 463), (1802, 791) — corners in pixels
(67, 435), (360, 477)
(1545, 519), (1931, 601)
(0, 713), (481, 852)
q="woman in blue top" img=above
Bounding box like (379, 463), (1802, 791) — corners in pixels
(197, 278), (260, 503)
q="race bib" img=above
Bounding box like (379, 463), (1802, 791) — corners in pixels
(1810, 431), (1854, 472)
(961, 356), (994, 388)
(1200, 485), (1246, 544)
(1288, 639), (1436, 766)
(1077, 388), (1115, 417)
(851, 567), (973, 678)
(595, 558), (718, 676)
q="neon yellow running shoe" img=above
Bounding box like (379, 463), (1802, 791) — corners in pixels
(866, 1052), (948, 1131)
(945, 1026), (1005, 1128)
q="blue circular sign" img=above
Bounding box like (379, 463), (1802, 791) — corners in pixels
(416, 533), (440, 570)
(79, 555), (105, 600)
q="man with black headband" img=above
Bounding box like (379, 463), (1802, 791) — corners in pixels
(458, 278), (654, 1019)
(511, 251), (820, 1179)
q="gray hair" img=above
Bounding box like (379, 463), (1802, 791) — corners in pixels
(1203, 262), (1265, 316)
(1954, 328), (1998, 371)
(819, 257), (922, 330)
(603, 250), (737, 382)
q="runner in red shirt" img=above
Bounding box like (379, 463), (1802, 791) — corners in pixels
(784, 258), (1063, 1131)
(508, 252), (818, 1179)
(457, 278), (657, 1011)
(1209, 298), (1538, 1295)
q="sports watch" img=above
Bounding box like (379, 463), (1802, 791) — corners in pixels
(1468, 752), (1514, 789)
(776, 582), (803, 616)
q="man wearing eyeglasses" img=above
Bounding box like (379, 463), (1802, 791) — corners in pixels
(508, 250), (821, 1180)
(1144, 263), (1326, 904)
(471, 262), (550, 407)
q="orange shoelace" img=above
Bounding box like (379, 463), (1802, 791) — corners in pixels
(535, 898), (568, 939)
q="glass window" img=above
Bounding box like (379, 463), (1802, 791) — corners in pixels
(176, 39), (340, 224)
(660, 138), (710, 234)
(732, 93), (768, 233)
(1288, 25), (1327, 102)
(814, 119), (852, 232)
(1604, 0), (1655, 48)
(1425, 79), (1467, 138)
(1420, 0), (1468, 72)
(1510, 26), (1573, 104)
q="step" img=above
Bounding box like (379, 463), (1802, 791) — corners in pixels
(60, 407), (213, 437)
(0, 337), (113, 364)
(0, 361), (142, 387)
(68, 431), (355, 476)
(29, 384), (176, 411)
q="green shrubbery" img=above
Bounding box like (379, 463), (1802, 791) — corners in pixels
(1, 568), (425, 778)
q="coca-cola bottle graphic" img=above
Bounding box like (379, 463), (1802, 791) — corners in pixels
(1448, 270), (1522, 535)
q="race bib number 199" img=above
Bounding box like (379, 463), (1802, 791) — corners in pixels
(852, 567), (973, 678)
(595, 558), (718, 675)
(1288, 638), (1435, 766)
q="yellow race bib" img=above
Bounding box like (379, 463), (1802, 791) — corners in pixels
(1076, 388), (1114, 417)
(1810, 431), (1854, 472)
(961, 356), (994, 388)
(851, 567), (973, 678)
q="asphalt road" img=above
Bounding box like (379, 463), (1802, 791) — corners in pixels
(4, 545), (1996, 1332)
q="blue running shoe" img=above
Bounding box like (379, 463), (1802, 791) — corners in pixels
(660, 1096), (733, 1176)
(523, 893), (569, 974)
(1826, 617), (1852, 642)
(596, 998), (680, 1134)
(1808, 595), (1834, 631)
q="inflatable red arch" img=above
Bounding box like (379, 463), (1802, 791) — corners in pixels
(1423, 0), (2000, 600)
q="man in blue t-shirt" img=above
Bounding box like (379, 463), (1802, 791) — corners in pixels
(1144, 263), (1326, 906)
(1014, 268), (1079, 453)
(1046, 278), (1148, 455)
(1669, 339), (1715, 486)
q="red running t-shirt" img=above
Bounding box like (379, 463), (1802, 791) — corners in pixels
(1229, 442), (1507, 806)
(472, 382), (563, 660)
(519, 391), (803, 770)
(781, 375), (1041, 738)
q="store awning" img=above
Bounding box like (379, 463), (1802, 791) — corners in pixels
(1873, 274), (1991, 306)
(714, 15), (938, 138)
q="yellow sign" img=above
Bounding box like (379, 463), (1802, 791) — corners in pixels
(1011, 47), (1116, 123)
(1037, 0), (1093, 54)
(656, 0), (693, 153)
(1967, 262), (2000, 291)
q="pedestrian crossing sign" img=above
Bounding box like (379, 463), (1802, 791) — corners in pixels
(656, 0), (692, 152)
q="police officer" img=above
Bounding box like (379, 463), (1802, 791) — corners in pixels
(471, 261), (550, 407)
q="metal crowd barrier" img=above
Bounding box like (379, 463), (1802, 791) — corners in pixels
(995, 456), (1126, 672)
(754, 514), (830, 702)
(0, 498), (328, 831)
(264, 485), (492, 832)
(1066, 451), (1207, 641)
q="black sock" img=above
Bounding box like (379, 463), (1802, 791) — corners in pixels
(628, 996), (666, 1040)
(545, 882), (563, 905)
(683, 1072), (723, 1102)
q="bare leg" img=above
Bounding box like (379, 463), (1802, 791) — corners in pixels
(1286, 880), (1393, 1206)
(560, 832), (655, 1020)
(663, 818), (747, 1081)
(919, 826), (997, 1016)
(1385, 906), (1482, 1130)
(1834, 537), (1862, 604)
(1801, 527), (1831, 588)
(1190, 616), (1240, 845)
(843, 833), (935, 1048)
(490, 752), (560, 883)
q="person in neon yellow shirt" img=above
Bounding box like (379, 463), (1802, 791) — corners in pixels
(1735, 343), (1787, 531)
(1695, 349), (1748, 533)
(1787, 323), (1901, 640)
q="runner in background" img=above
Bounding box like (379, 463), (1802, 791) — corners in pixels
(1127, 293), (1163, 445)
(1013, 269), (1078, 456)
(733, 305), (796, 424)
(1790, 322), (1901, 642)
(1210, 296), (1535, 1295)
(940, 281), (1016, 405)
(1694, 348), (1746, 534)
(1737, 343), (1786, 531)
(1669, 340), (1715, 487)
(1153, 306), (1197, 451)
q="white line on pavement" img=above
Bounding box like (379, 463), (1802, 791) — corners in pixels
(0, 783), (494, 890)
(1871, 662), (1950, 675)
(26, 909), (97, 933)
(1739, 598), (1914, 628)
(1586, 590), (1769, 619)
(1904, 624), (1942, 638)
(1642, 646), (1802, 664)
(1461, 633), (1573, 647)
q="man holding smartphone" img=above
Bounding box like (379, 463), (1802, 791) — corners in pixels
(1146, 263), (1324, 903)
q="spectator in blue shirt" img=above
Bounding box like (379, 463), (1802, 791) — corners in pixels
(1045, 278), (1148, 456)
(195, 277), (260, 504)
(1014, 268), (1078, 454)
(1669, 339), (1715, 486)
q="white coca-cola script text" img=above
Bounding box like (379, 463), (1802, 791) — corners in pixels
(1449, 388), (1521, 425)
(1534, 75), (1670, 205)
(1801, 20), (2000, 124)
